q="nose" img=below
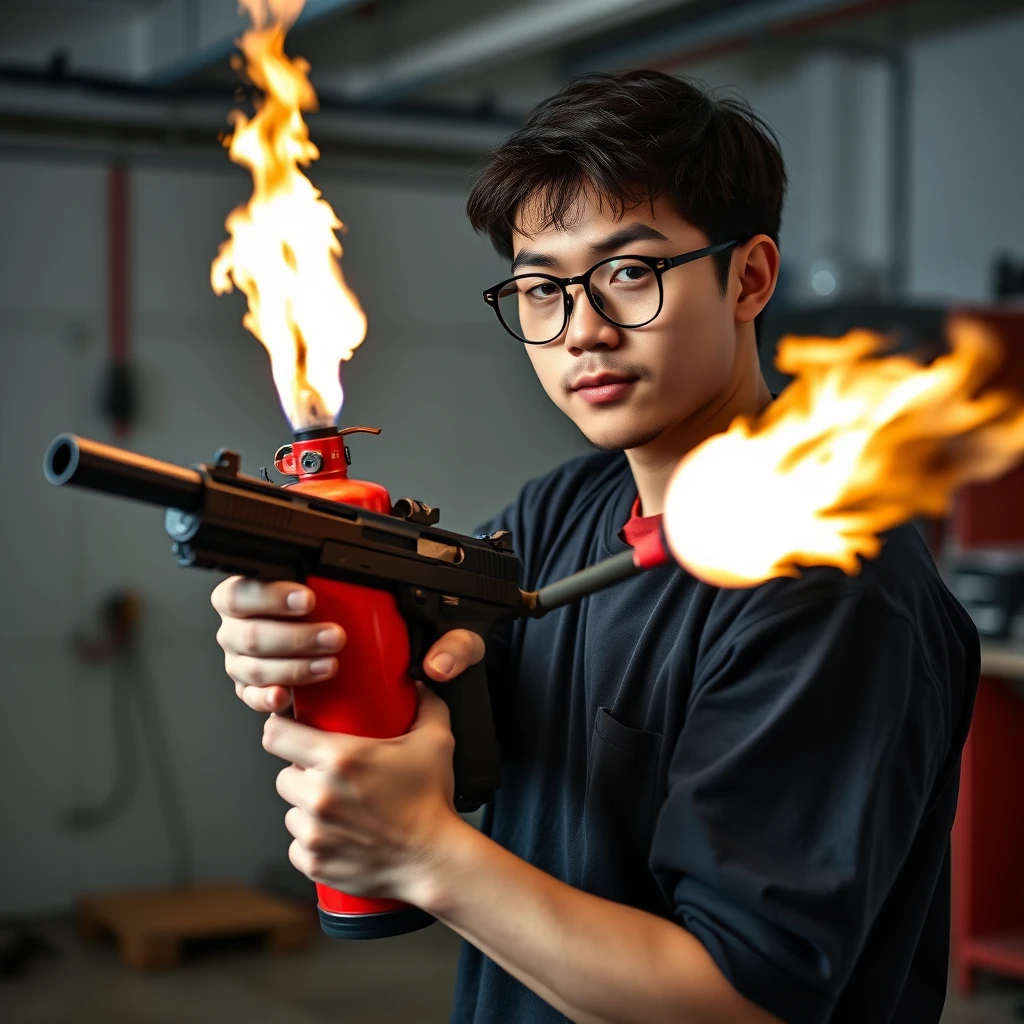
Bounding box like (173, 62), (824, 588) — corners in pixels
(563, 283), (621, 354)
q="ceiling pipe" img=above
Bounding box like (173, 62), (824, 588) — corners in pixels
(323, 0), (700, 104)
(568, 0), (909, 74)
(145, 0), (368, 86)
(0, 64), (517, 158)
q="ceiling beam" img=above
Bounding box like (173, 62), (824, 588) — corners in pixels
(321, 0), (700, 103)
(144, 0), (367, 85)
(569, 0), (902, 73)
(0, 0), (369, 86)
(0, 70), (509, 159)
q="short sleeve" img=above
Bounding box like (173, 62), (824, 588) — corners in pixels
(649, 589), (948, 1024)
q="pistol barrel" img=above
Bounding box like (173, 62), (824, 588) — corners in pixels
(44, 433), (204, 511)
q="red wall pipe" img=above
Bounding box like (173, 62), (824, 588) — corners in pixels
(108, 162), (130, 436)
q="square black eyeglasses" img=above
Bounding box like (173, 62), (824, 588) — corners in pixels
(482, 239), (738, 345)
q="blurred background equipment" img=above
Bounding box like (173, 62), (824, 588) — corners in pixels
(0, 922), (59, 979)
(942, 309), (1024, 1000)
(64, 589), (192, 882)
(62, 588), (312, 970)
(3, 0), (1024, 1021)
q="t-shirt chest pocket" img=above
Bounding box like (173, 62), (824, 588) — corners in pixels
(580, 707), (667, 913)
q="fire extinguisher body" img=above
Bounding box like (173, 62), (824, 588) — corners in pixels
(280, 430), (434, 939)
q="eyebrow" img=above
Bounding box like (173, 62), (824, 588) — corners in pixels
(511, 223), (671, 273)
(511, 248), (560, 272)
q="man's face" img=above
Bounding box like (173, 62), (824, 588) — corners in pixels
(512, 192), (741, 452)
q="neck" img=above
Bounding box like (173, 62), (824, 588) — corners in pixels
(626, 339), (772, 517)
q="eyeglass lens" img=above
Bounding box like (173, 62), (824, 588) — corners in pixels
(496, 258), (661, 343)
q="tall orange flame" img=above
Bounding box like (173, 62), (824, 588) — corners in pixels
(211, 0), (366, 431)
(663, 317), (1024, 587)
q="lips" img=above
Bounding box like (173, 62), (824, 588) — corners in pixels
(571, 371), (639, 406)
(571, 372), (638, 392)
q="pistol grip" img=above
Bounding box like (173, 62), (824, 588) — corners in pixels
(424, 658), (500, 813)
(400, 591), (504, 812)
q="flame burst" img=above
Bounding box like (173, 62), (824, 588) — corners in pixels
(664, 318), (1024, 588)
(211, 0), (366, 431)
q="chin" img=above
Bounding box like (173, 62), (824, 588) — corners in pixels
(578, 418), (666, 453)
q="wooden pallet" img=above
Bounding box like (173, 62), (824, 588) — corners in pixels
(77, 881), (313, 970)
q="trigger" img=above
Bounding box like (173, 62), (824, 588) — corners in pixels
(406, 620), (435, 683)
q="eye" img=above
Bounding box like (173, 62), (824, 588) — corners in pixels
(525, 281), (560, 300)
(611, 264), (651, 284)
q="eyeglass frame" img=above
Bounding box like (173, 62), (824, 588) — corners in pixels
(482, 239), (739, 345)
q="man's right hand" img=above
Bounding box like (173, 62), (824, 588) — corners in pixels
(211, 576), (486, 713)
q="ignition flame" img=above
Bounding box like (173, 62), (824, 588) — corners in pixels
(211, 0), (366, 431)
(664, 318), (1024, 588)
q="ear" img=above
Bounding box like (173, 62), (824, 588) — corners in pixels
(732, 234), (780, 326)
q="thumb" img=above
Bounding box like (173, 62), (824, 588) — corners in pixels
(423, 628), (485, 683)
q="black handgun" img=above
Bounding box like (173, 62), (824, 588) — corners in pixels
(44, 434), (646, 811)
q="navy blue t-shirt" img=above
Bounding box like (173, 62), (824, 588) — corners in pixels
(451, 451), (978, 1024)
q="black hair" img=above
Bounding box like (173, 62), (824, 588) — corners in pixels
(467, 70), (787, 343)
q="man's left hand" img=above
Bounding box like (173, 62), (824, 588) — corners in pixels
(263, 681), (459, 903)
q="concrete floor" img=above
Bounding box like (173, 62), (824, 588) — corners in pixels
(943, 978), (1024, 1024)
(2, 915), (1022, 1023)
(3, 915), (462, 1023)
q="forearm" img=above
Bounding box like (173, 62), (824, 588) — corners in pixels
(413, 818), (779, 1024)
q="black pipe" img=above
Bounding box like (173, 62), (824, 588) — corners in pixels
(534, 550), (644, 612)
(44, 434), (203, 511)
(888, 42), (910, 297)
(0, 62), (520, 131)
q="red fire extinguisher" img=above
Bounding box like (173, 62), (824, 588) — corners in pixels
(273, 425), (433, 939)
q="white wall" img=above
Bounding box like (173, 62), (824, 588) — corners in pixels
(681, 6), (1024, 307)
(0, 155), (589, 914)
(907, 9), (1024, 302)
(667, 49), (894, 304)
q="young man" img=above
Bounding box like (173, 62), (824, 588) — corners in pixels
(212, 72), (978, 1023)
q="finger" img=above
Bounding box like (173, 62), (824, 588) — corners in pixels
(284, 806), (362, 855)
(288, 837), (320, 883)
(284, 805), (313, 844)
(211, 576), (316, 619)
(277, 765), (344, 820)
(264, 713), (362, 772)
(225, 651), (338, 688)
(422, 629), (485, 683)
(217, 617), (345, 658)
(238, 683), (293, 713)
(410, 680), (453, 733)
(277, 766), (324, 818)
(284, 806), (339, 851)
